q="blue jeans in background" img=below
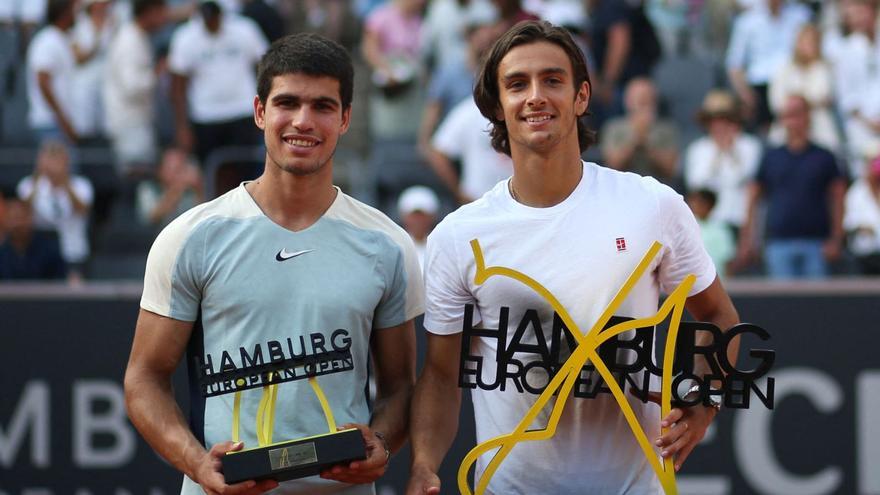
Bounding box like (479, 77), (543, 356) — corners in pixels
(764, 238), (828, 279)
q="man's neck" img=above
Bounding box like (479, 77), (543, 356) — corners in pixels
(508, 145), (584, 208)
(786, 136), (810, 153)
(245, 163), (337, 232)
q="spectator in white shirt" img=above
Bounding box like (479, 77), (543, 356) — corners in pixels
(832, 0), (880, 178)
(16, 140), (93, 284)
(726, 0), (810, 132)
(26, 0), (79, 146)
(684, 90), (762, 240)
(104, 0), (168, 177)
(768, 23), (842, 153)
(168, 0), (267, 162)
(844, 154), (880, 274)
(70, 0), (118, 140)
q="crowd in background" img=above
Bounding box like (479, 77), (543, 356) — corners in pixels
(0, 0), (878, 284)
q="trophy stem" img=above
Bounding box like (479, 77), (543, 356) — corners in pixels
(309, 376), (338, 432)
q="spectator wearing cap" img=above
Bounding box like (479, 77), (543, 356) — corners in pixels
(684, 89), (763, 241)
(26, 0), (79, 146)
(397, 185), (440, 270)
(104, 0), (168, 177)
(768, 23), (841, 153)
(726, 0), (810, 132)
(738, 94), (846, 279)
(168, 0), (268, 162)
(844, 155), (880, 274)
(601, 77), (681, 189)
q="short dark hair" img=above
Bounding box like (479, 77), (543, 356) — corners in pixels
(256, 33), (354, 110)
(46, 0), (75, 25)
(691, 188), (718, 210)
(473, 21), (596, 156)
(133, 0), (165, 18)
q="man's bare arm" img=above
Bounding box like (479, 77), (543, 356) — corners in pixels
(406, 332), (462, 495)
(124, 309), (276, 494)
(321, 319), (416, 485)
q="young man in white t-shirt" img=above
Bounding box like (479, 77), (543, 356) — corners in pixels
(408, 21), (741, 495)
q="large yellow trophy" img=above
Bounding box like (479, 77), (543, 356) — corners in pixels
(457, 239), (691, 495)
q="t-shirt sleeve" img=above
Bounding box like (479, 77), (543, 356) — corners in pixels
(167, 27), (192, 76)
(655, 182), (716, 296)
(140, 216), (205, 321)
(374, 231), (425, 329)
(432, 103), (468, 159)
(423, 221), (478, 335)
(28, 34), (59, 73)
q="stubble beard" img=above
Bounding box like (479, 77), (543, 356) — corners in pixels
(270, 142), (338, 177)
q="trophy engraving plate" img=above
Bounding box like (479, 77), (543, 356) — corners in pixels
(269, 442), (318, 470)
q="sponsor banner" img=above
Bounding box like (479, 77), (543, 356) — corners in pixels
(0, 287), (877, 494)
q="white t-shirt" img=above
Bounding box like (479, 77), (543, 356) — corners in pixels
(26, 25), (76, 129)
(432, 98), (514, 201)
(725, 2), (809, 85)
(424, 162), (715, 494)
(104, 21), (156, 132)
(684, 133), (762, 227)
(844, 178), (880, 256)
(17, 174), (94, 264)
(168, 13), (267, 123)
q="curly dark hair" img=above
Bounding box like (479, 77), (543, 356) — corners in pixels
(473, 21), (596, 156)
(256, 33), (354, 110)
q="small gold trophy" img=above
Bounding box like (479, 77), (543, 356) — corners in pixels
(196, 349), (367, 483)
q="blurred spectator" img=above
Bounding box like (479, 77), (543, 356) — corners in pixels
(738, 95), (846, 279)
(0, 198), (67, 280)
(646, 0), (688, 57)
(601, 77), (680, 189)
(240, 0), (283, 43)
(844, 155), (880, 274)
(420, 0), (496, 72)
(0, 191), (5, 241)
(833, 0), (880, 178)
(726, 0), (810, 132)
(168, 0), (267, 162)
(492, 0), (539, 32)
(362, 0), (425, 140)
(418, 13), (496, 159)
(688, 188), (735, 279)
(26, 0), (79, 146)
(585, 0), (661, 124)
(136, 148), (204, 227)
(283, 0), (360, 49)
(16, 140), (93, 284)
(684, 89), (762, 239)
(104, 0), (168, 178)
(70, 0), (118, 141)
(427, 95), (514, 204)
(397, 185), (440, 269)
(768, 23), (842, 152)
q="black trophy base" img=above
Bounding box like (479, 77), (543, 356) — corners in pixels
(222, 428), (367, 484)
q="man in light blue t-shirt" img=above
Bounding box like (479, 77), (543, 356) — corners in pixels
(125, 33), (424, 495)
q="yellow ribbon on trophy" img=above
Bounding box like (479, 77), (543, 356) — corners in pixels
(231, 373), (338, 447)
(458, 239), (694, 495)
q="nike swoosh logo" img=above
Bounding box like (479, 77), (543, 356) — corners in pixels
(275, 249), (314, 261)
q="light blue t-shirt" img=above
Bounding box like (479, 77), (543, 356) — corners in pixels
(141, 184), (424, 494)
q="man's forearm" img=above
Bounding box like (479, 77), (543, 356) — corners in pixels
(124, 369), (207, 480)
(410, 366), (461, 473)
(369, 381), (414, 454)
